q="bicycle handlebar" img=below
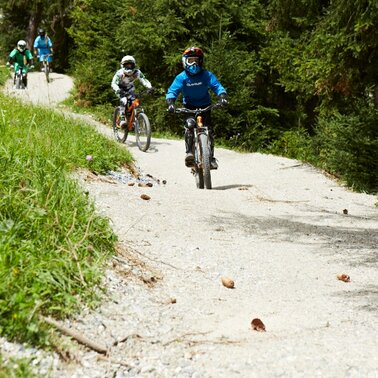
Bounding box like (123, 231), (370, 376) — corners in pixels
(175, 103), (222, 114)
(37, 54), (53, 59)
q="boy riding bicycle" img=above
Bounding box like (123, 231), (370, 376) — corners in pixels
(6, 40), (34, 88)
(33, 28), (53, 72)
(166, 47), (228, 169)
(111, 55), (153, 128)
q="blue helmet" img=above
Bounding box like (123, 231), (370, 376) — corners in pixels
(182, 47), (204, 75)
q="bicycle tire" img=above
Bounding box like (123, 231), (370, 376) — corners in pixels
(15, 73), (22, 89)
(45, 62), (50, 83)
(135, 112), (151, 152)
(199, 133), (212, 189)
(193, 143), (204, 189)
(112, 107), (128, 143)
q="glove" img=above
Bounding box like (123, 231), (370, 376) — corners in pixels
(218, 93), (228, 107)
(167, 98), (176, 113)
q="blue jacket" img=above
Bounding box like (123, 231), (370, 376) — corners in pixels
(166, 70), (226, 107)
(34, 36), (53, 62)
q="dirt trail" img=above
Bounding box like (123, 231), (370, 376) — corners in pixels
(3, 72), (378, 377)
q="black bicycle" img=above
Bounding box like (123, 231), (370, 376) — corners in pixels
(175, 103), (221, 190)
(9, 64), (32, 89)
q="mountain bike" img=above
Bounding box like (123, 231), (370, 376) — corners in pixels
(38, 54), (52, 83)
(9, 64), (32, 89)
(14, 66), (24, 89)
(112, 90), (152, 152)
(175, 103), (221, 190)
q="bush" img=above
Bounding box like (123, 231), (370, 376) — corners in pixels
(315, 102), (378, 193)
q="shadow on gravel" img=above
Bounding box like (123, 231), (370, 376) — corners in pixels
(334, 285), (378, 314)
(213, 184), (254, 190)
(126, 139), (172, 153)
(211, 211), (378, 268)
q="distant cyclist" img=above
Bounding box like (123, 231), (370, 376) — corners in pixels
(6, 40), (34, 88)
(111, 55), (153, 127)
(33, 28), (53, 71)
(166, 47), (228, 169)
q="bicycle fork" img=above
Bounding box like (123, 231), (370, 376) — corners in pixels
(194, 116), (210, 169)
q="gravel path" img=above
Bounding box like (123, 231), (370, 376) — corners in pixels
(2, 72), (378, 377)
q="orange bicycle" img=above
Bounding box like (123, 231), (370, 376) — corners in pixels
(112, 90), (151, 152)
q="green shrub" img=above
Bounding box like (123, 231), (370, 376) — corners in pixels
(266, 127), (316, 162)
(315, 103), (378, 193)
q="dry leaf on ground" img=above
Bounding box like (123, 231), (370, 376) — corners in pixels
(251, 318), (266, 332)
(337, 274), (350, 282)
(221, 276), (235, 289)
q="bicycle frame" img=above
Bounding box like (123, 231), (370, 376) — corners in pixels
(175, 103), (220, 189)
(112, 89), (152, 151)
(11, 64), (30, 89)
(126, 98), (141, 131)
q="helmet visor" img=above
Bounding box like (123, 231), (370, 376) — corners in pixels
(123, 62), (135, 69)
(186, 57), (199, 66)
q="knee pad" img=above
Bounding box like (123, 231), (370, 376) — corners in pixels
(185, 117), (196, 129)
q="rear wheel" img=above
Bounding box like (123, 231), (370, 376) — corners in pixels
(112, 107), (128, 143)
(199, 133), (212, 189)
(45, 62), (50, 83)
(135, 112), (151, 151)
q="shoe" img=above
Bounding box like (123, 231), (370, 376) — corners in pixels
(120, 120), (127, 128)
(210, 158), (218, 170)
(185, 152), (195, 167)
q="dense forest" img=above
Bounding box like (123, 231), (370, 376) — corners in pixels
(1, 0), (377, 193)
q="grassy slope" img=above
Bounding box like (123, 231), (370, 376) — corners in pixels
(0, 67), (133, 347)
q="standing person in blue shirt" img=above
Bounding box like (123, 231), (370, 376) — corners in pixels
(166, 47), (228, 169)
(33, 28), (53, 71)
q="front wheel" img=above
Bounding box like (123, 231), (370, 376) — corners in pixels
(193, 143), (204, 189)
(135, 112), (151, 152)
(112, 107), (128, 143)
(199, 133), (212, 189)
(15, 73), (23, 89)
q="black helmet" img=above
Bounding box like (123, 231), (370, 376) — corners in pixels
(38, 28), (45, 37)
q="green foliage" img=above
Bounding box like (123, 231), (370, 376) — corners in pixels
(0, 93), (132, 345)
(0, 355), (40, 378)
(0, 65), (11, 86)
(315, 101), (378, 193)
(266, 128), (316, 162)
(67, 0), (123, 105)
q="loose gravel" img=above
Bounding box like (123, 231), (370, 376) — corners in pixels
(2, 72), (378, 378)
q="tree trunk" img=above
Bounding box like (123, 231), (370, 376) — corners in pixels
(26, 6), (43, 52)
(374, 83), (378, 109)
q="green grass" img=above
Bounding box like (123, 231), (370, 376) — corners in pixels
(0, 354), (41, 378)
(0, 89), (133, 347)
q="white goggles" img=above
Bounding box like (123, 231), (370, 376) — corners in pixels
(185, 57), (200, 66)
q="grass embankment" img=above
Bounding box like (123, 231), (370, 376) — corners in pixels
(0, 69), (133, 348)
